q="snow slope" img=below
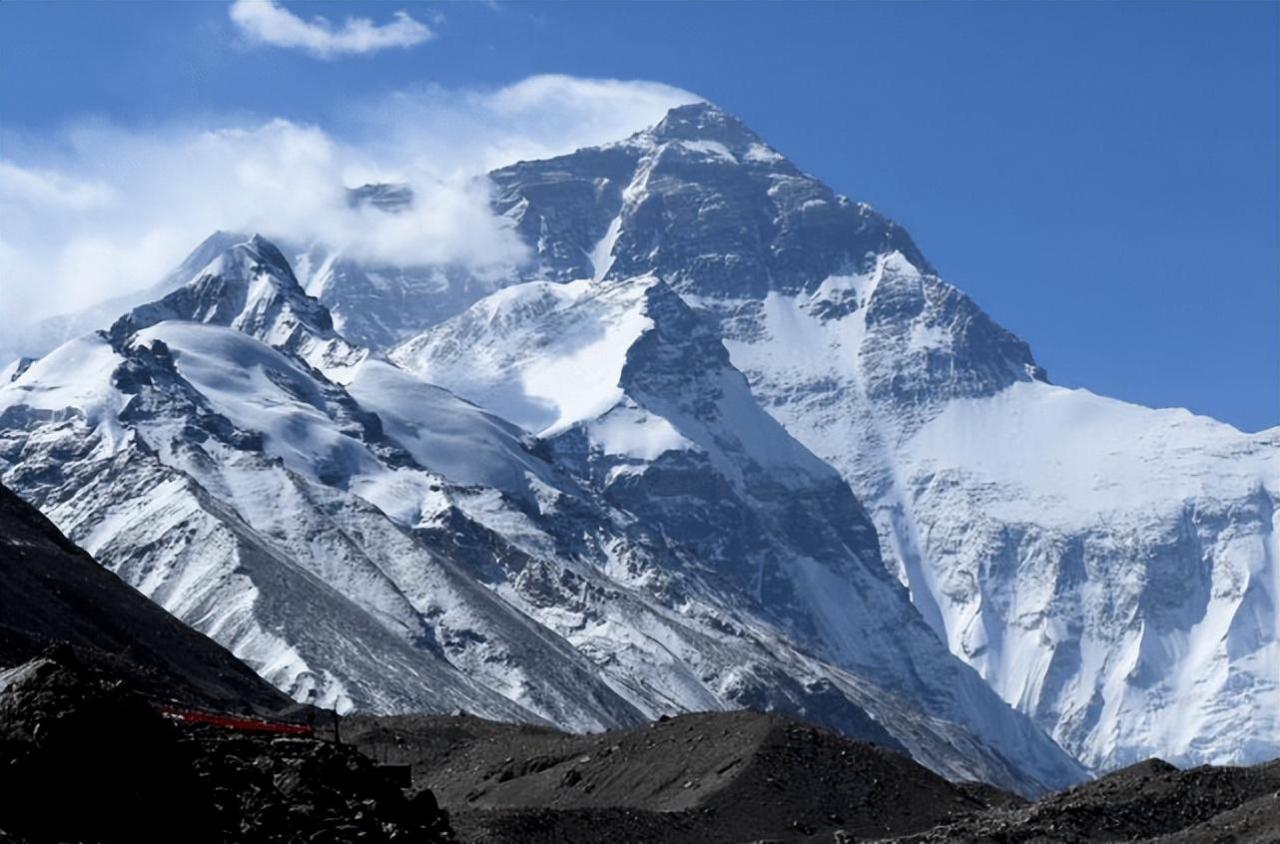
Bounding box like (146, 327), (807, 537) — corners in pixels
(394, 272), (1085, 791)
(714, 248), (1278, 772)
(0, 325), (641, 728)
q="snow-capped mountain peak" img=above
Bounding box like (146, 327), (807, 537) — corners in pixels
(642, 101), (769, 156)
(407, 103), (1278, 774)
(109, 234), (363, 374)
(112, 235), (325, 336)
(2, 102), (1273, 788)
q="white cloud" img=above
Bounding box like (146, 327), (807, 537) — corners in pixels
(0, 161), (114, 210)
(0, 75), (699, 341)
(229, 0), (434, 58)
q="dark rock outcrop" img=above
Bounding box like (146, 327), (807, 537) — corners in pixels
(0, 654), (452, 843)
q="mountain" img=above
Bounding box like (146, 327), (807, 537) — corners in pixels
(2, 100), (1273, 786)
(0, 244), (636, 728)
(0, 230), (246, 371)
(0, 231), (1085, 794)
(431, 102), (1276, 774)
(108, 233), (366, 373)
(391, 273), (1083, 788)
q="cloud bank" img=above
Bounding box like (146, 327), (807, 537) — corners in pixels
(0, 76), (699, 344)
(229, 0), (434, 58)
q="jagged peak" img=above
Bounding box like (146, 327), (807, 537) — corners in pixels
(645, 101), (765, 151)
(108, 233), (337, 347)
(236, 233), (293, 275)
(183, 234), (306, 299)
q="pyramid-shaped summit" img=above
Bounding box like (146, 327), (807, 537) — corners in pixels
(644, 101), (768, 151)
(490, 100), (933, 297)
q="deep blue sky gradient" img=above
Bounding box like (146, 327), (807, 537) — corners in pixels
(2, 1), (1276, 430)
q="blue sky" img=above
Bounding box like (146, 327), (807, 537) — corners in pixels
(1, 1), (1276, 430)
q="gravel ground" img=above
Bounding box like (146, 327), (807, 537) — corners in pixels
(343, 711), (1012, 842)
(344, 713), (1280, 844)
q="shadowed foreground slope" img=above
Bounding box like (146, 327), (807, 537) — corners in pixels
(0, 481), (288, 715)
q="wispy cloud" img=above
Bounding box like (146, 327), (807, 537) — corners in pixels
(228, 0), (434, 58)
(0, 76), (699, 335)
(0, 160), (114, 210)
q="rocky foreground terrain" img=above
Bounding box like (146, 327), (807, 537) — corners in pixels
(1, 650), (1277, 844)
(0, 653), (450, 844)
(343, 713), (1280, 843)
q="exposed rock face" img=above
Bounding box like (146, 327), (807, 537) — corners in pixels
(490, 103), (933, 296)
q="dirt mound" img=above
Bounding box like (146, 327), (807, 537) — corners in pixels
(344, 710), (1009, 842)
(345, 710), (1280, 843)
(0, 652), (451, 844)
(891, 756), (1280, 843)
(1150, 790), (1280, 843)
